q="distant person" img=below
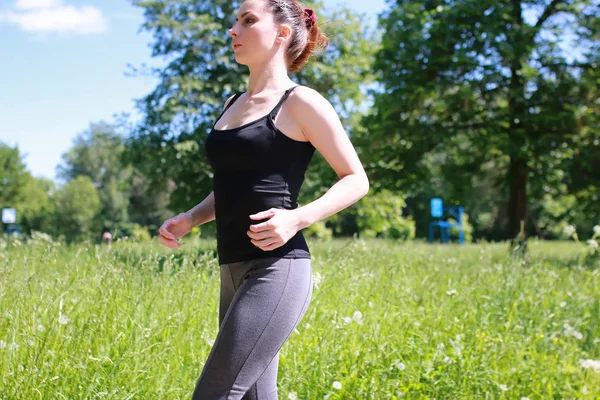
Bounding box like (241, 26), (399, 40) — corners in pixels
(102, 231), (112, 246)
(158, 1), (369, 398)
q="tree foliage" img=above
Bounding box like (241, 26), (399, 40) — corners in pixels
(364, 0), (599, 239)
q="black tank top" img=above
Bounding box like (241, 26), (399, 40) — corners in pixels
(204, 85), (316, 264)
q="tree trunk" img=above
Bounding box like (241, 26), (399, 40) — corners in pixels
(508, 156), (527, 239)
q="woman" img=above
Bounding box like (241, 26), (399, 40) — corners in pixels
(158, 0), (369, 398)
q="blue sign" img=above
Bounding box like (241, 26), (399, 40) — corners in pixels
(2, 208), (16, 224)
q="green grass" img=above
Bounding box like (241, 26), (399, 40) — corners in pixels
(0, 236), (598, 399)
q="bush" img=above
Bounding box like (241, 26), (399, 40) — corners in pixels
(328, 189), (415, 240)
(303, 220), (333, 240)
(448, 213), (474, 243)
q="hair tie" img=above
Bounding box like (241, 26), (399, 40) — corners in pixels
(304, 8), (317, 28)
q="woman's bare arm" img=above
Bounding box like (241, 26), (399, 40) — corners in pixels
(288, 86), (370, 229)
(185, 191), (215, 227)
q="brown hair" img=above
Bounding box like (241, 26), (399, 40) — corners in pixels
(263, 0), (329, 72)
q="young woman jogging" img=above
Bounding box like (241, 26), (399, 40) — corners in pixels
(158, 1), (369, 398)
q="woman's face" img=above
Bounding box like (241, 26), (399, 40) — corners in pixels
(228, 0), (284, 67)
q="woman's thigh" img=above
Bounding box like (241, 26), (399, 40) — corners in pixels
(192, 257), (313, 400)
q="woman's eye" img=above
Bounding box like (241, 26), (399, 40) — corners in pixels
(245, 18), (255, 24)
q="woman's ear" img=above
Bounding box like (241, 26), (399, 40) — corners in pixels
(275, 24), (292, 44)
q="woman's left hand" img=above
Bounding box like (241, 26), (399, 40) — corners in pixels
(248, 208), (301, 251)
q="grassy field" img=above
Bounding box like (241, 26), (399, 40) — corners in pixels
(0, 236), (599, 399)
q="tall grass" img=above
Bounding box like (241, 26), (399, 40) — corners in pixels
(1, 236), (598, 399)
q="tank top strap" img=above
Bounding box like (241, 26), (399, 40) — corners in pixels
(212, 92), (243, 129)
(269, 85), (300, 120)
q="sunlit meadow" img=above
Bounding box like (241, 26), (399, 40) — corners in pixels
(1, 235), (599, 399)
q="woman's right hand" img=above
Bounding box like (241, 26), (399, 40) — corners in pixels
(158, 212), (194, 249)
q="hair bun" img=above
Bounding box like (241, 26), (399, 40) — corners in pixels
(303, 8), (317, 28)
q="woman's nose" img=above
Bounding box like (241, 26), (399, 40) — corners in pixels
(228, 27), (237, 37)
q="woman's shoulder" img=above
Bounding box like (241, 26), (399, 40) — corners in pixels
(288, 85), (332, 115)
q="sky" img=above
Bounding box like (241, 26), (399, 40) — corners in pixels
(0, 0), (388, 182)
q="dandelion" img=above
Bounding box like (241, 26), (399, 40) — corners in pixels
(287, 392), (298, 400)
(352, 311), (363, 325)
(393, 360), (406, 371)
(564, 225), (576, 237)
(58, 314), (69, 325)
(332, 381), (342, 390)
(580, 359), (600, 373)
(587, 239), (598, 249)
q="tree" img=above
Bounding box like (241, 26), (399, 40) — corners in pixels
(364, 0), (599, 239)
(55, 176), (101, 243)
(17, 176), (57, 236)
(0, 142), (29, 209)
(126, 0), (378, 213)
(57, 122), (132, 232)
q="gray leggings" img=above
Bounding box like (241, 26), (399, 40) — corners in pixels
(192, 256), (313, 400)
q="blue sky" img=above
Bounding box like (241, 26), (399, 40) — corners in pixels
(0, 0), (387, 181)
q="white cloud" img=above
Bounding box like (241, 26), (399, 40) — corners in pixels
(15, 0), (61, 10)
(0, 1), (108, 35)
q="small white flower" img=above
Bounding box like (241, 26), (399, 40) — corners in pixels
(587, 239), (598, 249)
(205, 337), (215, 346)
(413, 321), (421, 327)
(564, 225), (576, 237)
(287, 392), (298, 400)
(0, 341), (6, 349)
(582, 386), (589, 394)
(394, 361), (406, 371)
(593, 225), (600, 236)
(332, 381), (342, 390)
(341, 316), (352, 325)
(352, 311), (363, 325)
(520, 397), (531, 400)
(446, 289), (458, 296)
(58, 314), (69, 325)
(37, 324), (45, 332)
(559, 301), (567, 308)
(443, 356), (454, 364)
(498, 384), (509, 391)
(580, 359), (600, 372)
